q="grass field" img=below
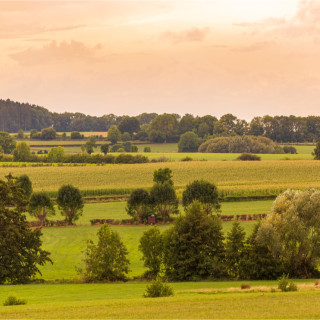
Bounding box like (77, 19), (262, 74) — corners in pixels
(1, 281), (319, 319)
(25, 200), (273, 225)
(1, 160), (320, 194)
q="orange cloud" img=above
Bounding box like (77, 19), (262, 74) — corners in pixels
(160, 27), (211, 44)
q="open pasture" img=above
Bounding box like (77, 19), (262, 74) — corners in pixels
(1, 281), (319, 319)
(1, 160), (320, 194)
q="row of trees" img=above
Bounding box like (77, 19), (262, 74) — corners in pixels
(82, 188), (320, 282)
(3, 99), (320, 142)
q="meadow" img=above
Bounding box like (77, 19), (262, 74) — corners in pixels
(1, 281), (319, 319)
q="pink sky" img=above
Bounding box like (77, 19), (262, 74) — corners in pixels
(1, 0), (320, 119)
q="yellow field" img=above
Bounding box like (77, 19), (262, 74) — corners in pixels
(1, 160), (320, 193)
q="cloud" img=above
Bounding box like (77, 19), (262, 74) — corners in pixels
(234, 0), (320, 38)
(9, 40), (103, 66)
(231, 41), (272, 52)
(160, 27), (210, 44)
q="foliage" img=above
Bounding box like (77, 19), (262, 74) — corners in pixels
(163, 201), (225, 280)
(283, 146), (297, 154)
(150, 182), (179, 221)
(278, 274), (298, 292)
(118, 116), (140, 134)
(41, 127), (56, 140)
(131, 145), (138, 152)
(199, 135), (278, 154)
(147, 114), (178, 143)
(79, 224), (130, 281)
(100, 143), (109, 155)
(236, 153), (261, 161)
(121, 132), (131, 142)
(3, 296), (26, 306)
(144, 146), (151, 152)
(153, 167), (173, 185)
(13, 141), (31, 161)
(143, 277), (174, 297)
(182, 180), (220, 215)
(0, 174), (51, 284)
(15, 174), (33, 198)
(238, 223), (284, 280)
(139, 227), (163, 277)
(47, 146), (65, 163)
(312, 141), (320, 160)
(0, 132), (16, 154)
(108, 125), (122, 144)
(84, 138), (97, 154)
(256, 189), (320, 278)
(126, 188), (151, 222)
(225, 222), (246, 278)
(178, 131), (200, 152)
(56, 184), (84, 225)
(29, 191), (55, 226)
(17, 129), (24, 139)
(71, 131), (83, 139)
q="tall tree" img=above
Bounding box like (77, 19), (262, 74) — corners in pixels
(29, 192), (55, 226)
(147, 114), (178, 143)
(0, 132), (16, 154)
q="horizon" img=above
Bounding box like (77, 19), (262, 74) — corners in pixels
(1, 0), (320, 119)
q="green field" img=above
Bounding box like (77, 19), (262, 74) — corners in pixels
(1, 160), (320, 194)
(1, 281), (319, 319)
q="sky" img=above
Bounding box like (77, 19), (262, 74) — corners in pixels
(1, 0), (320, 119)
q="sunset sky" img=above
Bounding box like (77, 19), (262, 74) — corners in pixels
(1, 0), (320, 119)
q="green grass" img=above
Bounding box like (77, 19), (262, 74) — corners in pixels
(25, 200), (273, 225)
(0, 282), (319, 319)
(136, 143), (178, 153)
(36, 221), (256, 281)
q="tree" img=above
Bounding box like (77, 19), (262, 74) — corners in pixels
(117, 116), (140, 134)
(178, 114), (195, 134)
(182, 180), (220, 215)
(121, 132), (131, 142)
(126, 188), (151, 223)
(107, 125), (121, 144)
(13, 142), (31, 162)
(17, 129), (24, 139)
(30, 129), (40, 139)
(163, 201), (225, 280)
(84, 137), (97, 154)
(57, 184), (84, 225)
(47, 146), (65, 163)
(178, 131), (200, 152)
(41, 127), (56, 140)
(139, 226), (163, 277)
(153, 168), (173, 185)
(29, 192), (55, 226)
(0, 174), (51, 284)
(79, 224), (130, 281)
(15, 174), (33, 199)
(312, 141), (320, 160)
(225, 222), (246, 278)
(147, 114), (178, 143)
(100, 143), (109, 156)
(0, 132), (16, 154)
(256, 189), (320, 278)
(71, 131), (82, 139)
(150, 182), (179, 221)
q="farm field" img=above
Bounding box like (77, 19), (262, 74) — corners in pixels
(1, 160), (320, 194)
(25, 200), (274, 225)
(1, 281), (319, 319)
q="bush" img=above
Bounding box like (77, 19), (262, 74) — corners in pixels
(241, 283), (251, 290)
(3, 296), (26, 306)
(283, 146), (297, 154)
(181, 156), (193, 161)
(131, 145), (138, 152)
(278, 274), (298, 292)
(143, 277), (174, 298)
(144, 146), (151, 152)
(236, 153), (261, 161)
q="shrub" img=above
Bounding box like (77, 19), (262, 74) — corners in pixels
(144, 146), (151, 152)
(3, 296), (26, 306)
(143, 277), (174, 298)
(181, 156), (193, 161)
(283, 146), (297, 154)
(236, 153), (261, 161)
(241, 283), (251, 290)
(278, 274), (298, 292)
(131, 145), (138, 152)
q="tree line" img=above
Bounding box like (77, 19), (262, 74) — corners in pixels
(2, 99), (320, 142)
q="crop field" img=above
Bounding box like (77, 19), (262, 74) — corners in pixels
(1, 281), (319, 319)
(1, 160), (320, 196)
